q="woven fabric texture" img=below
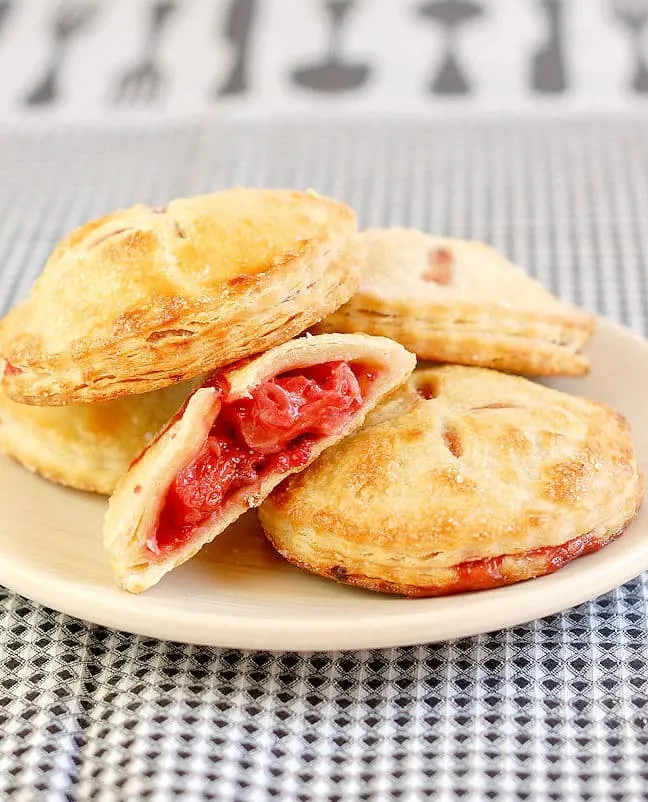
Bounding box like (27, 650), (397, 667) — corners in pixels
(0, 120), (647, 802)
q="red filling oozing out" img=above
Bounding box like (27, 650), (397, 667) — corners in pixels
(153, 361), (376, 555)
(3, 362), (22, 376)
(439, 529), (611, 595)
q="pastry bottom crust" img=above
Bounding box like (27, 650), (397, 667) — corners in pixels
(314, 308), (593, 377)
(263, 511), (639, 597)
(0, 442), (112, 494)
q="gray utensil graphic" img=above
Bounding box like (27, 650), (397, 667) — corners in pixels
(215, 0), (257, 97)
(612, 0), (648, 93)
(291, 0), (370, 93)
(0, 2), (12, 37)
(112, 0), (176, 104)
(418, 0), (483, 95)
(24, 2), (97, 106)
(531, 0), (567, 93)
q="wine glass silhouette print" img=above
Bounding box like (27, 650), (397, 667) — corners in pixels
(291, 0), (371, 93)
(418, 0), (484, 95)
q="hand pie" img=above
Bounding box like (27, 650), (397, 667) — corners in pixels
(103, 333), (416, 592)
(314, 228), (596, 376)
(1, 189), (362, 406)
(0, 379), (197, 495)
(259, 366), (643, 596)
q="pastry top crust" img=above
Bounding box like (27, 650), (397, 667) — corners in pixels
(1, 189), (361, 405)
(0, 379), (198, 494)
(102, 333), (416, 592)
(346, 228), (595, 325)
(261, 365), (642, 570)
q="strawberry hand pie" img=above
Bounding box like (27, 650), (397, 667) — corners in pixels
(259, 366), (642, 596)
(0, 378), (198, 495)
(1, 189), (363, 405)
(103, 333), (415, 592)
(315, 228), (596, 376)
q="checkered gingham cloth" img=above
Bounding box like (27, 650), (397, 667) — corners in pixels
(0, 120), (647, 802)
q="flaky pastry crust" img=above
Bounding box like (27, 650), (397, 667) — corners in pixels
(1, 189), (362, 405)
(314, 228), (596, 376)
(103, 333), (416, 593)
(259, 366), (643, 596)
(0, 379), (197, 494)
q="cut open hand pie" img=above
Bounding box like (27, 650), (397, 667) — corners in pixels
(314, 228), (596, 376)
(103, 333), (416, 592)
(259, 366), (643, 596)
(0, 379), (197, 495)
(1, 189), (362, 406)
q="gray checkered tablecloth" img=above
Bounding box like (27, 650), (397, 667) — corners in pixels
(1, 119), (648, 802)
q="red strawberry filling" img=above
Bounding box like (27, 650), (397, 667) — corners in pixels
(153, 361), (376, 554)
(3, 362), (22, 376)
(432, 528), (613, 595)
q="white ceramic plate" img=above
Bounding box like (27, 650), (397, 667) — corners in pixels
(0, 318), (646, 651)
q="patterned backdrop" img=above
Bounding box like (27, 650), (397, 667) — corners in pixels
(0, 119), (647, 800)
(0, 0), (647, 121)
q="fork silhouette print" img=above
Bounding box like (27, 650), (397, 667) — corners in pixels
(612, 0), (648, 93)
(112, 0), (176, 104)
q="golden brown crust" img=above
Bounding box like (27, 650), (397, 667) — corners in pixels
(259, 366), (643, 596)
(313, 229), (596, 376)
(272, 522), (635, 597)
(1, 189), (362, 405)
(102, 333), (416, 593)
(0, 379), (198, 494)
